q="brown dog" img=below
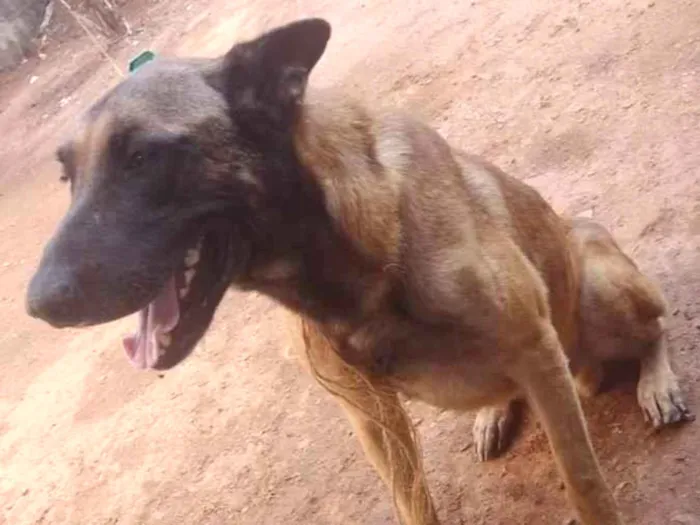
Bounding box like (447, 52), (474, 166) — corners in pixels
(26, 18), (691, 525)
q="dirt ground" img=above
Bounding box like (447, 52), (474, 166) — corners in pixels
(0, 0), (699, 523)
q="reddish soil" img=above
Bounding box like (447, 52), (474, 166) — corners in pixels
(1, 0), (699, 524)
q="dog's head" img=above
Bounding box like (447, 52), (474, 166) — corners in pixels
(26, 19), (332, 370)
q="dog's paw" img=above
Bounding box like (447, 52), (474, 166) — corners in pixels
(637, 373), (694, 429)
(472, 403), (516, 461)
(574, 363), (603, 399)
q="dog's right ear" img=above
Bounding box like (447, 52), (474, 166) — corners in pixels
(211, 18), (331, 116)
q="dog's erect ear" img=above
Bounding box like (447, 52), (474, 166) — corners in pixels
(216, 18), (331, 110)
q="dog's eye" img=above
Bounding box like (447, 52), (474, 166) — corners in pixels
(126, 150), (146, 170)
(56, 145), (76, 184)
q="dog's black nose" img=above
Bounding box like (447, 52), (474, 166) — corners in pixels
(26, 267), (83, 327)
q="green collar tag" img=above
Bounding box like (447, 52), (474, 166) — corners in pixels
(128, 50), (156, 73)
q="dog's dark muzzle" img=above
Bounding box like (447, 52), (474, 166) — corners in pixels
(26, 202), (174, 329)
(26, 226), (108, 327)
(26, 261), (88, 327)
(26, 241), (159, 329)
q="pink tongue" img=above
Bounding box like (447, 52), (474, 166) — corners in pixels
(122, 277), (180, 369)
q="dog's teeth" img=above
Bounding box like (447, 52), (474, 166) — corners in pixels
(179, 286), (189, 299)
(184, 268), (196, 286)
(157, 332), (171, 348)
(185, 248), (200, 267)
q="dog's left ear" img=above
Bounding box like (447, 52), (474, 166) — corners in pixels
(215, 18), (331, 111)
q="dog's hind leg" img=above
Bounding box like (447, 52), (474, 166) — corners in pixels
(569, 217), (693, 428)
(472, 399), (519, 461)
(511, 322), (623, 525)
(637, 333), (693, 428)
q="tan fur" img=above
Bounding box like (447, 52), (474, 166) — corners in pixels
(73, 110), (114, 190)
(295, 92), (403, 263)
(283, 91), (688, 525)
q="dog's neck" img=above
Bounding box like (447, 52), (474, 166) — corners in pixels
(241, 95), (395, 323)
(294, 91), (402, 263)
(241, 91), (398, 326)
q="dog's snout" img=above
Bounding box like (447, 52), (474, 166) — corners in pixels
(26, 267), (84, 327)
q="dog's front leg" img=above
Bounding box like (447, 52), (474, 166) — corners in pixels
(298, 319), (438, 525)
(510, 321), (623, 525)
(336, 390), (438, 525)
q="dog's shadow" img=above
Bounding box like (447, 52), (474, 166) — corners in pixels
(599, 360), (641, 393)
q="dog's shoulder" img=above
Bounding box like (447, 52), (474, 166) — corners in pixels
(293, 90), (408, 262)
(293, 91), (490, 255)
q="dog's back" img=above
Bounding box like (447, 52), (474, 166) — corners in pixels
(296, 90), (579, 351)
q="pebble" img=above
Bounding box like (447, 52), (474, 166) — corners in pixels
(671, 514), (700, 525)
(614, 480), (632, 496)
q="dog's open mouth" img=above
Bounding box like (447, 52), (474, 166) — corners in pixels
(122, 225), (235, 370)
(122, 275), (180, 369)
